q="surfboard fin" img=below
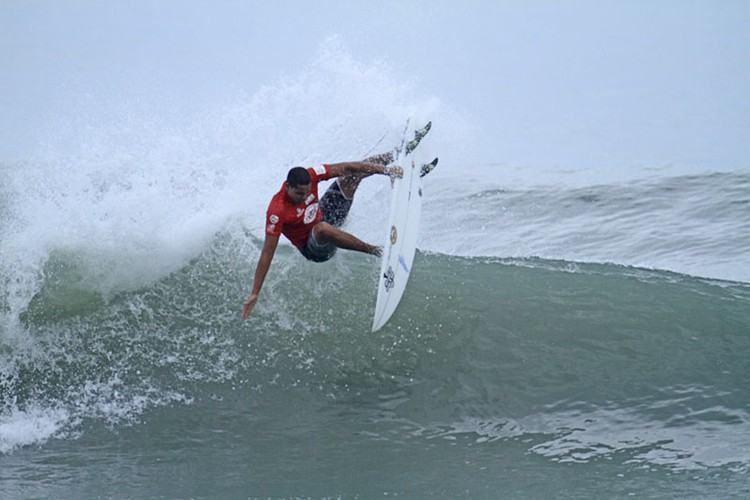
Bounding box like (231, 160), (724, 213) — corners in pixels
(420, 157), (439, 178)
(405, 121), (432, 156)
(394, 120), (431, 159)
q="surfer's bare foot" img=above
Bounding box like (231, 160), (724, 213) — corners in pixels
(386, 166), (403, 179)
(370, 245), (383, 257)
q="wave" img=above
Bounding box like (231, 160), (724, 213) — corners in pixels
(421, 170), (750, 283)
(1, 39), (748, 470)
(1, 231), (748, 472)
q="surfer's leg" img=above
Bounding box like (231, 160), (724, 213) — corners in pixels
(320, 181), (353, 227)
(364, 151), (394, 166)
(312, 222), (381, 256)
(336, 151), (394, 199)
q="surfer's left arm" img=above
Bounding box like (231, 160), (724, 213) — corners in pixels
(326, 162), (403, 179)
(241, 233), (279, 320)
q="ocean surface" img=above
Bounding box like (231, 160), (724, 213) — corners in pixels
(1, 28), (750, 498)
(2, 150), (749, 497)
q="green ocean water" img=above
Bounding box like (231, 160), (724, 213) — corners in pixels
(2, 235), (749, 498)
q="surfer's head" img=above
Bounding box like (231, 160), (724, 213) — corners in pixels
(285, 167), (311, 204)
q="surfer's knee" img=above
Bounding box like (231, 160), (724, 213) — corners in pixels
(337, 177), (361, 199)
(313, 222), (334, 242)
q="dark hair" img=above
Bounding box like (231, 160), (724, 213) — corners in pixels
(286, 167), (311, 187)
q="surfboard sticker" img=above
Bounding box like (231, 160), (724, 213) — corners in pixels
(383, 266), (395, 292)
(398, 255), (410, 273)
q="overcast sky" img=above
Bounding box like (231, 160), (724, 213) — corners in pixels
(2, 1), (748, 174)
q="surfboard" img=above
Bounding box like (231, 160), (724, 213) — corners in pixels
(372, 157), (438, 332)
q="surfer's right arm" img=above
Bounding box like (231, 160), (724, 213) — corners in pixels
(242, 233), (279, 320)
(326, 162), (403, 179)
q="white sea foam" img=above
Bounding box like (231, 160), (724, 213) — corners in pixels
(0, 406), (73, 454)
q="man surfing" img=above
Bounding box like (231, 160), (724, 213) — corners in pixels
(241, 123), (431, 320)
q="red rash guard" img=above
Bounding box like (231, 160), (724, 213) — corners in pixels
(265, 165), (333, 249)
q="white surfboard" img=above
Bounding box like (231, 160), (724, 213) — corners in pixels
(372, 159), (430, 332)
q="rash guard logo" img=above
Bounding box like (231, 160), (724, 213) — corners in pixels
(303, 203), (319, 224)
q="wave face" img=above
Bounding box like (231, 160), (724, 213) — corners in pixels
(2, 238), (750, 496)
(1, 40), (749, 498)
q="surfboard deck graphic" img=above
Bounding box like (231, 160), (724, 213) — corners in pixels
(372, 156), (438, 332)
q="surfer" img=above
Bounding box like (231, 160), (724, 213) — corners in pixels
(241, 122), (432, 320)
(240, 154), (402, 319)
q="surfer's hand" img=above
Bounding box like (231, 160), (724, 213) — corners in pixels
(386, 166), (403, 179)
(241, 293), (259, 320)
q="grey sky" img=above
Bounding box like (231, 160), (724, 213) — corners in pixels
(2, 1), (748, 174)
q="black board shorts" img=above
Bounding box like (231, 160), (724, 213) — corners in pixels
(299, 180), (353, 262)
